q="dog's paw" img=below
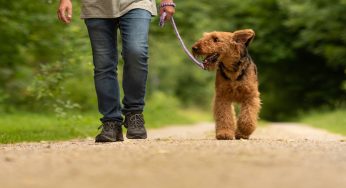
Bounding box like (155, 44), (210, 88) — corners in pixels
(235, 131), (250, 140)
(216, 131), (234, 140)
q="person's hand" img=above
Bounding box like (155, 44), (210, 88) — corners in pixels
(57, 0), (73, 24)
(159, 0), (175, 21)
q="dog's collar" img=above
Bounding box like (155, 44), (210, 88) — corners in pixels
(218, 57), (252, 81)
(219, 62), (231, 80)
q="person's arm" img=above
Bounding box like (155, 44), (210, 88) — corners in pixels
(159, 0), (176, 21)
(57, 0), (73, 24)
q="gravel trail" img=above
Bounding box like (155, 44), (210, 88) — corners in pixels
(1, 123), (345, 188)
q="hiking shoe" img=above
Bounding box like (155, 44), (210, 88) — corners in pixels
(95, 121), (124, 142)
(123, 112), (147, 139)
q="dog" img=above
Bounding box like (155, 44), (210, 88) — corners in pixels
(192, 29), (261, 140)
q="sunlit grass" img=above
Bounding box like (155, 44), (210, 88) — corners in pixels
(0, 113), (97, 144)
(299, 109), (346, 135)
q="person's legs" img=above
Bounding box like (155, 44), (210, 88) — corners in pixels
(85, 18), (123, 124)
(119, 9), (151, 139)
(119, 9), (151, 114)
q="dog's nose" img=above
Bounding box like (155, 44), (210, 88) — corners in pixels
(192, 46), (199, 53)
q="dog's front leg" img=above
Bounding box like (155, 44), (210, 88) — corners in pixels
(213, 94), (236, 140)
(236, 97), (261, 139)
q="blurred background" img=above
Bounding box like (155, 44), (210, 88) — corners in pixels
(0, 0), (345, 143)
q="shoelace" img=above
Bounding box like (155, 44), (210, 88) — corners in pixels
(98, 123), (116, 131)
(125, 114), (144, 129)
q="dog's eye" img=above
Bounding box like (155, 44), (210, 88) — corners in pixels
(213, 37), (220, 42)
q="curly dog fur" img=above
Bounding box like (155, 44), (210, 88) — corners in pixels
(192, 29), (261, 140)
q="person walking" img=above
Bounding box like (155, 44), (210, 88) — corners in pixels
(57, 0), (175, 142)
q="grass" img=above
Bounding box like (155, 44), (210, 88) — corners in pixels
(299, 109), (346, 135)
(0, 91), (213, 144)
(0, 109), (212, 144)
(0, 113), (98, 144)
(5, 107), (342, 144)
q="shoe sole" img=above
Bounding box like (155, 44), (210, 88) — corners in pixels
(126, 133), (147, 139)
(95, 135), (124, 142)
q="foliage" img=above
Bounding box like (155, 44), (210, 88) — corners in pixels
(0, 0), (345, 121)
(281, 0), (346, 67)
(0, 0), (90, 114)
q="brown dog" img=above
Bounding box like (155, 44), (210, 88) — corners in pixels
(192, 29), (261, 140)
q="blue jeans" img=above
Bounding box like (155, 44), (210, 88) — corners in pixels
(85, 9), (151, 123)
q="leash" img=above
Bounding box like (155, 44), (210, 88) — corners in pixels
(160, 12), (205, 70)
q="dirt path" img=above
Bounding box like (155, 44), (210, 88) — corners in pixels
(1, 123), (345, 188)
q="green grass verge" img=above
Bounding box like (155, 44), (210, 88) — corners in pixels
(299, 109), (346, 135)
(0, 109), (212, 144)
(0, 91), (212, 144)
(0, 113), (97, 144)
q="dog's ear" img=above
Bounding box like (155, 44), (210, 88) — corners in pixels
(233, 29), (255, 47)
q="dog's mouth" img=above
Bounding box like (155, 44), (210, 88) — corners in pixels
(192, 51), (220, 70)
(203, 53), (219, 63)
(202, 53), (220, 69)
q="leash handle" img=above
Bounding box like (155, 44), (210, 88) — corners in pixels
(160, 12), (205, 70)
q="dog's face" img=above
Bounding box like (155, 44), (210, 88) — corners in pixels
(192, 29), (255, 71)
